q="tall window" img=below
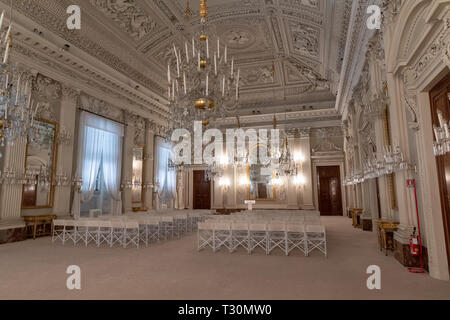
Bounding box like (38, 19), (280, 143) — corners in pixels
(72, 112), (124, 218)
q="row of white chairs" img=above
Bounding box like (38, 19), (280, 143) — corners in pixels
(53, 211), (214, 248)
(198, 221), (327, 257)
(206, 215), (322, 225)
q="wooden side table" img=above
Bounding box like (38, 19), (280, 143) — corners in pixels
(23, 215), (57, 240)
(375, 219), (399, 256)
(351, 209), (363, 228)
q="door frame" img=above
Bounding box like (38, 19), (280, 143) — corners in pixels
(312, 158), (346, 216)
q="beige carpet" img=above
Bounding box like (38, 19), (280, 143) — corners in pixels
(0, 216), (449, 300)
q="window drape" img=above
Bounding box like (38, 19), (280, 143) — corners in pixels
(71, 112), (124, 219)
(155, 137), (177, 209)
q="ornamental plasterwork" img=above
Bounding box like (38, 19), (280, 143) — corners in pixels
(312, 139), (343, 153)
(8, 0), (165, 95)
(34, 74), (62, 100)
(12, 40), (168, 122)
(311, 127), (343, 138)
(277, 0), (320, 10)
(89, 0), (158, 40)
(78, 93), (125, 123)
(289, 21), (320, 58)
(240, 65), (275, 87)
(35, 102), (57, 123)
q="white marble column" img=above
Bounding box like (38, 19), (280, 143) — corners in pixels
(143, 120), (154, 210)
(0, 137), (27, 224)
(386, 73), (417, 238)
(122, 113), (135, 213)
(53, 85), (79, 216)
(287, 134), (299, 209)
(299, 129), (314, 209)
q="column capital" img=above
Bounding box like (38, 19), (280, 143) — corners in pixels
(61, 84), (80, 102)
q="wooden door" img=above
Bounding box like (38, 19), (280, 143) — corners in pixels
(317, 166), (343, 216)
(193, 170), (211, 210)
(430, 73), (450, 265)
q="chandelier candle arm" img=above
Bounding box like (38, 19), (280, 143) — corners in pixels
(224, 45), (227, 64)
(0, 11), (4, 34)
(15, 73), (20, 104)
(4, 23), (11, 43)
(3, 37), (10, 64)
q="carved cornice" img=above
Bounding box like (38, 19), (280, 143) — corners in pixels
(61, 84), (80, 102)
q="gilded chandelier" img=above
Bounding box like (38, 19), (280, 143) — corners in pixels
(167, 0), (240, 133)
(0, 5), (37, 148)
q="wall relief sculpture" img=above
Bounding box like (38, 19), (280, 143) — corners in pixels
(90, 0), (157, 40)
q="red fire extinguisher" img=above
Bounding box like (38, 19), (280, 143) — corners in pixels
(406, 179), (425, 274)
(409, 228), (420, 257)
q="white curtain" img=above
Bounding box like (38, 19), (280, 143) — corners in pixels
(102, 131), (123, 216)
(155, 137), (176, 209)
(80, 126), (104, 203)
(71, 112), (124, 218)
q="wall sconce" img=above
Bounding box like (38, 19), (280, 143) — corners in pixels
(218, 176), (231, 191)
(293, 174), (306, 187)
(293, 152), (305, 163)
(271, 175), (283, 186)
(239, 175), (250, 186)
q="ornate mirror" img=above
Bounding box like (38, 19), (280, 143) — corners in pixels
(132, 146), (144, 210)
(22, 119), (58, 208)
(247, 144), (275, 201)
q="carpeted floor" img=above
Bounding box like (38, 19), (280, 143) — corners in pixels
(0, 216), (449, 300)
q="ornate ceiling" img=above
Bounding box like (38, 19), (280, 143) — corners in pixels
(1, 0), (368, 126)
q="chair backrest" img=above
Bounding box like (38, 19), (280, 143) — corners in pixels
(65, 220), (76, 227)
(306, 225), (325, 234)
(125, 222), (139, 229)
(268, 222), (286, 232)
(214, 221), (231, 230)
(198, 222), (213, 230)
(286, 223), (305, 233)
(97, 221), (112, 228)
(75, 220), (90, 227)
(53, 219), (66, 226)
(111, 221), (125, 228)
(249, 222), (267, 231)
(231, 221), (248, 231)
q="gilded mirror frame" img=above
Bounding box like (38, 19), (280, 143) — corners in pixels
(21, 118), (59, 209)
(246, 143), (276, 201)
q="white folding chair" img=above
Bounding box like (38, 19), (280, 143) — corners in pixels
(174, 214), (188, 238)
(305, 216), (321, 225)
(147, 217), (160, 242)
(248, 222), (268, 254)
(97, 221), (112, 247)
(306, 225), (327, 257)
(111, 221), (125, 247)
(52, 219), (66, 244)
(138, 219), (149, 247)
(64, 220), (77, 245)
(213, 221), (232, 253)
(86, 220), (100, 246)
(230, 221), (249, 253)
(161, 216), (174, 240)
(268, 222), (287, 255)
(74, 220), (89, 246)
(197, 222), (214, 251)
(124, 221), (140, 248)
(286, 223), (307, 256)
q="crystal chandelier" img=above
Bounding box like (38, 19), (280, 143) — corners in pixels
(0, 4), (36, 147)
(167, 0), (240, 133)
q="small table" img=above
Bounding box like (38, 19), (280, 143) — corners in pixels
(23, 215), (57, 240)
(375, 219), (399, 256)
(351, 208), (363, 228)
(244, 200), (256, 211)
